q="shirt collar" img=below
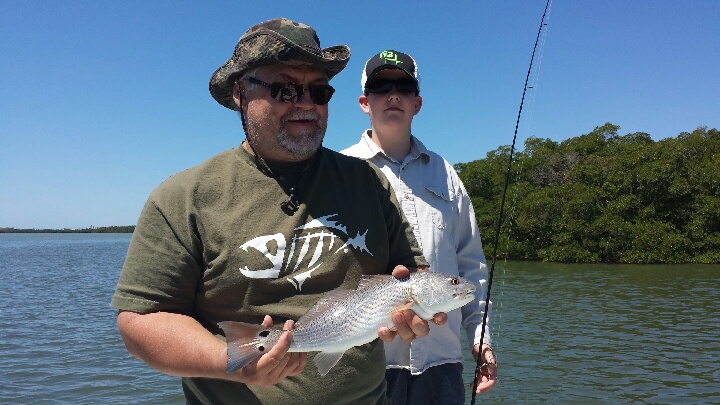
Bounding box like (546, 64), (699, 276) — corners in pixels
(359, 130), (431, 164)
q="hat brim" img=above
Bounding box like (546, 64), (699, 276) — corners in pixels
(210, 30), (350, 110)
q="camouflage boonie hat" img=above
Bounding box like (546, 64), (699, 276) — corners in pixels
(210, 17), (351, 110)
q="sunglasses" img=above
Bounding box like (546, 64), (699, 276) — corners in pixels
(247, 77), (335, 105)
(364, 78), (418, 95)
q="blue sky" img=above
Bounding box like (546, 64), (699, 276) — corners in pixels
(1, 1), (718, 229)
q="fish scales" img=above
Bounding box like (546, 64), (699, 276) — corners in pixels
(219, 271), (476, 376)
(291, 274), (411, 350)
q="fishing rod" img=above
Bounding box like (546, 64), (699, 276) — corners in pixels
(471, 1), (551, 403)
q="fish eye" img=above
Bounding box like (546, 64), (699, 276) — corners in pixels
(258, 345), (265, 352)
(450, 277), (459, 285)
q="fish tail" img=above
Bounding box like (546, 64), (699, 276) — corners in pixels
(218, 321), (274, 373)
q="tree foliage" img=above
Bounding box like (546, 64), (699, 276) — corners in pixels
(457, 124), (720, 263)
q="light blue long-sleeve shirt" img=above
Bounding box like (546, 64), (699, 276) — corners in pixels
(341, 130), (492, 374)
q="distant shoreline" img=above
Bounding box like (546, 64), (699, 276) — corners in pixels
(0, 226), (135, 233)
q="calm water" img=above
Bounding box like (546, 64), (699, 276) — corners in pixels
(0, 234), (718, 404)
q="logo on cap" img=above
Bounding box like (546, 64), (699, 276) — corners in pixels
(379, 51), (403, 66)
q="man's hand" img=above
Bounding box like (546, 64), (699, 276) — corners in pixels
(471, 343), (497, 394)
(230, 316), (307, 387)
(377, 265), (448, 343)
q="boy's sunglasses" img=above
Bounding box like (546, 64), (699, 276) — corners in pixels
(247, 77), (335, 105)
(364, 78), (418, 95)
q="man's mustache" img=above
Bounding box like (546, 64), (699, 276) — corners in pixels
(281, 110), (321, 123)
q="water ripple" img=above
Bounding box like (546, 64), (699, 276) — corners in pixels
(2, 235), (718, 404)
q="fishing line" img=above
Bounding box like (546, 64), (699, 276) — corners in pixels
(501, 0), (550, 261)
(471, 1), (552, 403)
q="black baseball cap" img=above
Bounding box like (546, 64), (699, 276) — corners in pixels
(361, 50), (420, 93)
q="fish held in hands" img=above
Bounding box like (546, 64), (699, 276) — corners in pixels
(219, 272), (476, 376)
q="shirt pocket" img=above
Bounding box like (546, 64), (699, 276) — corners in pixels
(424, 184), (455, 230)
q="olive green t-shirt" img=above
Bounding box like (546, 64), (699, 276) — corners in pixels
(111, 146), (426, 405)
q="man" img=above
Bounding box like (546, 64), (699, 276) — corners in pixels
(111, 20), (443, 405)
(342, 50), (498, 404)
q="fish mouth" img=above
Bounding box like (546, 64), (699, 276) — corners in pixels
(453, 289), (475, 298)
(453, 292), (475, 307)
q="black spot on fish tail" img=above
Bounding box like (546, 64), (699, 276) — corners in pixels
(259, 330), (270, 337)
(218, 321), (270, 373)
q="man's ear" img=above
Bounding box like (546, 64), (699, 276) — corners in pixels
(414, 96), (423, 115)
(232, 81), (246, 110)
(359, 94), (371, 115)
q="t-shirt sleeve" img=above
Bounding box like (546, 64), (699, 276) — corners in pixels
(110, 189), (203, 315)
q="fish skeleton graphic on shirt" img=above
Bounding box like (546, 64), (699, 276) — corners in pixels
(239, 214), (371, 290)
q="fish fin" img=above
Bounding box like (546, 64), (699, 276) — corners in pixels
(406, 303), (435, 320)
(313, 351), (346, 376)
(392, 301), (416, 312)
(298, 288), (353, 324)
(383, 301), (417, 330)
(218, 321), (269, 373)
(357, 274), (393, 291)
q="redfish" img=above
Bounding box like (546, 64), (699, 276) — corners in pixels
(219, 272), (476, 376)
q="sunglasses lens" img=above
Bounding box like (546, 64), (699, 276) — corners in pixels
(270, 83), (303, 103)
(365, 79), (393, 93)
(365, 79), (417, 95)
(394, 80), (418, 94)
(268, 83), (333, 105)
(309, 85), (335, 105)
